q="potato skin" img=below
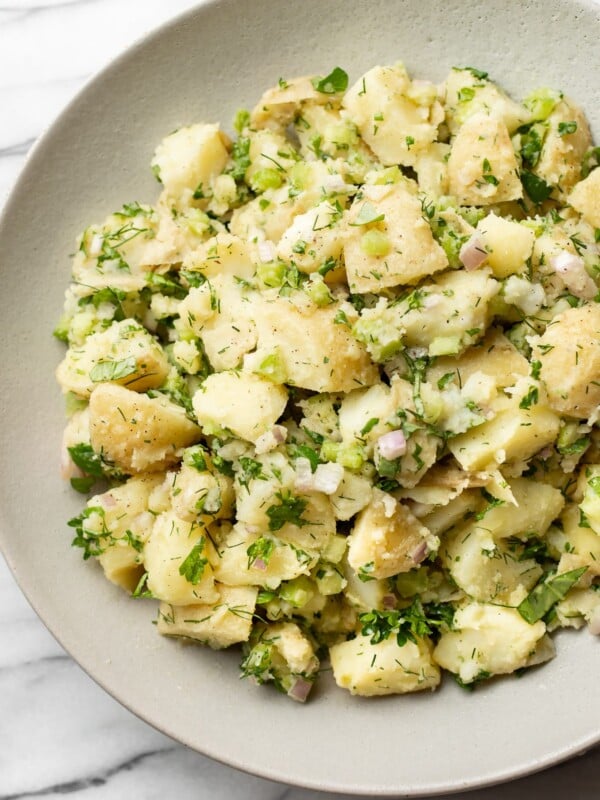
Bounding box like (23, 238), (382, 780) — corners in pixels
(533, 304), (600, 419)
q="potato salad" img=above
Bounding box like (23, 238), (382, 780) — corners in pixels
(55, 62), (600, 701)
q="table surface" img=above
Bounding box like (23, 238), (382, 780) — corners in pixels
(1, 1), (599, 797)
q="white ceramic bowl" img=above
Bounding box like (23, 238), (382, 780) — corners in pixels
(1, 0), (599, 794)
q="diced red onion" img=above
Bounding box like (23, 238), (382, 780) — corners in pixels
(550, 250), (597, 300)
(459, 233), (488, 271)
(377, 430), (407, 460)
(312, 462), (344, 495)
(294, 457), (315, 492)
(60, 449), (84, 481)
(255, 425), (288, 454)
(411, 540), (429, 565)
(271, 425), (287, 444)
(258, 240), (276, 263)
(382, 593), (397, 610)
(287, 677), (313, 703)
(98, 492), (116, 509)
(252, 558), (268, 571)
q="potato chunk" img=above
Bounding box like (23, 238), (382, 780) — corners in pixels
(56, 320), (169, 398)
(533, 304), (600, 419)
(348, 489), (437, 579)
(448, 389), (560, 471)
(256, 294), (379, 392)
(156, 585), (258, 648)
(144, 511), (218, 605)
(433, 603), (546, 684)
(84, 474), (163, 592)
(212, 523), (315, 589)
(448, 113), (522, 205)
(250, 75), (331, 131)
(441, 525), (542, 604)
(192, 371), (288, 443)
(568, 168), (600, 228)
(330, 633), (440, 696)
(343, 182), (448, 292)
(151, 123), (230, 208)
(89, 384), (201, 473)
(343, 63), (442, 167)
(475, 214), (535, 278)
(534, 98), (591, 197)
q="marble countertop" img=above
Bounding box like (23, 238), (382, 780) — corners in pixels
(1, 1), (599, 797)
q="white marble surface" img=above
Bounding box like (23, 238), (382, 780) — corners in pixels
(1, 1), (599, 797)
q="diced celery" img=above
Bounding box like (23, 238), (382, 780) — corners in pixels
(320, 440), (340, 462)
(256, 261), (286, 288)
(428, 336), (462, 356)
(321, 534), (347, 564)
(279, 576), (315, 608)
(254, 349), (287, 384)
(337, 444), (364, 470)
(360, 229), (391, 257)
(315, 564), (346, 595)
(250, 168), (283, 193)
(523, 88), (562, 121)
(305, 276), (333, 306)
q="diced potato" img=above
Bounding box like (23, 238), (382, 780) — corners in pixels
(533, 304), (600, 419)
(569, 168), (600, 228)
(560, 504), (600, 577)
(555, 587), (600, 630)
(151, 123), (230, 207)
(414, 143), (450, 199)
(343, 63), (442, 167)
(178, 274), (260, 372)
(476, 214), (535, 278)
(534, 98), (592, 197)
(71, 205), (189, 293)
(168, 462), (234, 524)
(256, 294), (379, 392)
(266, 621), (320, 675)
(433, 603), (546, 683)
(448, 113), (522, 205)
(441, 525), (541, 604)
(56, 320), (169, 398)
(144, 510), (218, 605)
(251, 75), (332, 131)
(472, 477), (564, 540)
(183, 233), (256, 281)
(212, 523), (315, 589)
(348, 489), (437, 579)
(89, 384), (201, 473)
(192, 371), (288, 443)
(355, 268), (498, 362)
(413, 269), (499, 349)
(420, 489), (481, 537)
(330, 633), (440, 696)
(426, 328), (529, 390)
(330, 470), (373, 521)
(338, 382), (397, 453)
(579, 466), (600, 535)
(156, 585), (258, 648)
(343, 182), (448, 292)
(448, 390), (560, 471)
(443, 68), (531, 135)
(84, 474), (163, 591)
(276, 202), (344, 273)
(341, 557), (388, 611)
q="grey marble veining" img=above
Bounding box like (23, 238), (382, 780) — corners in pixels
(1, 1), (599, 798)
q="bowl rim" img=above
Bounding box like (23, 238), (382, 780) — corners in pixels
(1, 0), (599, 795)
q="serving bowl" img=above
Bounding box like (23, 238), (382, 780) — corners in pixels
(0, 0), (599, 794)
